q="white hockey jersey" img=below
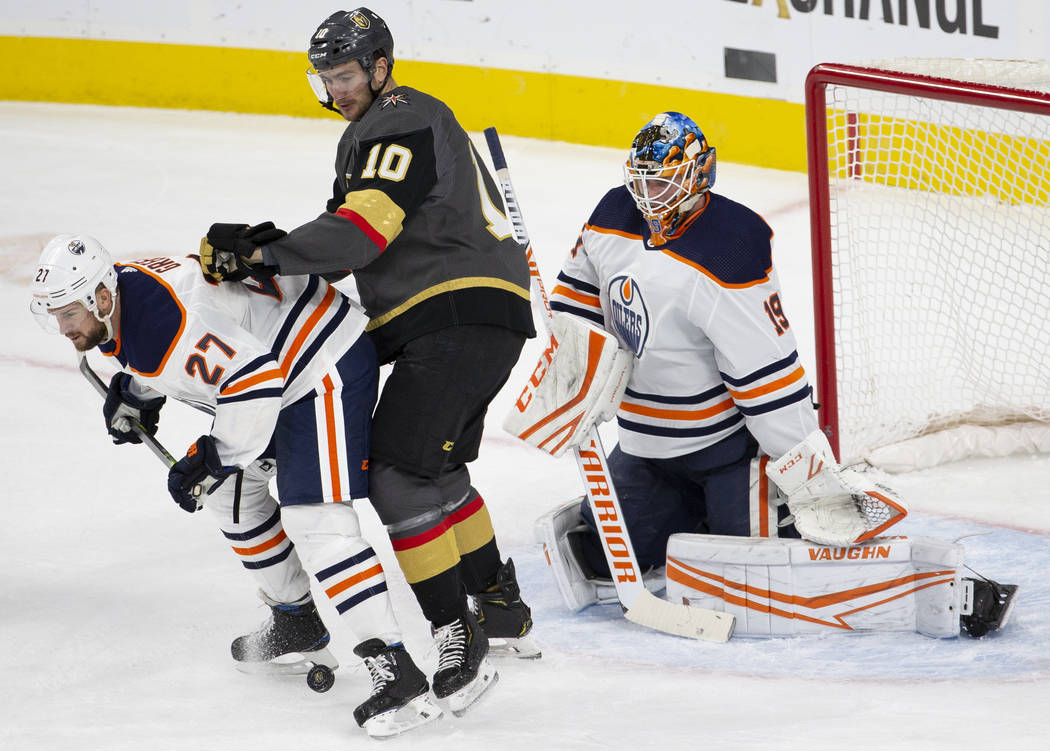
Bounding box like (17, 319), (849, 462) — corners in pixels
(98, 256), (367, 468)
(549, 188), (817, 460)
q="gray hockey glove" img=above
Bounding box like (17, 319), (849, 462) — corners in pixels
(199, 222), (284, 282)
(167, 435), (238, 513)
(102, 372), (166, 445)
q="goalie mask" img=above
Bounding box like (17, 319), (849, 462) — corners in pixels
(306, 7), (394, 111)
(623, 112), (716, 245)
(30, 233), (118, 337)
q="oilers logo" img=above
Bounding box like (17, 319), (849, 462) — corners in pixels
(67, 239), (85, 255)
(608, 275), (649, 357)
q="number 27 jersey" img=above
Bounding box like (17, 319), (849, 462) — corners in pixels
(98, 256), (367, 468)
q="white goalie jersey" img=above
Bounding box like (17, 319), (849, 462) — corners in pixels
(549, 187), (818, 461)
(98, 256), (367, 468)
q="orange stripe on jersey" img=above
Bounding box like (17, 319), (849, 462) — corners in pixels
(619, 397), (736, 421)
(112, 262), (187, 376)
(585, 223), (643, 241)
(280, 285), (336, 375)
(727, 366), (806, 401)
(551, 284), (601, 308)
(660, 248), (772, 289)
(325, 563), (384, 598)
(219, 367), (284, 396)
(231, 530), (288, 556)
(321, 373), (343, 502)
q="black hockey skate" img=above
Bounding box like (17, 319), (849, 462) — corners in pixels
(431, 609), (498, 716)
(231, 594), (338, 676)
(352, 639), (442, 738)
(960, 578), (1019, 637)
(472, 558), (541, 659)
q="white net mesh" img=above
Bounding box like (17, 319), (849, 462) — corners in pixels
(818, 59), (1050, 462)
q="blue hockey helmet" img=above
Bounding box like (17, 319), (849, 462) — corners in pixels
(623, 112), (716, 243)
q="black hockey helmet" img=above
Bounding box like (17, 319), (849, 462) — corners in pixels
(308, 8), (394, 75)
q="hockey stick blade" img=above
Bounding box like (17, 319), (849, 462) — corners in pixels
(624, 589), (735, 643)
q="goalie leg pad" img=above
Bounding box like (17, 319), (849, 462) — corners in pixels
(665, 534), (965, 638)
(534, 499), (601, 611)
(535, 498), (664, 612)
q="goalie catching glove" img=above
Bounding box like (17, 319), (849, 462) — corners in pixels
(199, 221), (285, 282)
(504, 313), (633, 456)
(766, 430), (908, 546)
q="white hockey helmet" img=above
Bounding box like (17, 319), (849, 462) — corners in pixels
(30, 233), (118, 333)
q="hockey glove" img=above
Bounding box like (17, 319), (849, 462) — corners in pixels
(766, 430), (908, 546)
(102, 372), (166, 445)
(167, 435), (239, 513)
(200, 221), (285, 282)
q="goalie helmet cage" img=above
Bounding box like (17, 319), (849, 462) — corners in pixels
(805, 60), (1050, 469)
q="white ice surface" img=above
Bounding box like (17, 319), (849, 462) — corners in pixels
(1, 102), (1048, 751)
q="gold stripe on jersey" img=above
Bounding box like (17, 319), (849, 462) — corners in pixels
(365, 276), (532, 331)
(391, 527), (461, 584)
(338, 188), (407, 246)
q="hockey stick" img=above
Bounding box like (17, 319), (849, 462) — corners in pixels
(484, 127), (734, 642)
(77, 352), (210, 502)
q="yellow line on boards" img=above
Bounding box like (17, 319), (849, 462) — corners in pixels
(0, 36), (807, 172)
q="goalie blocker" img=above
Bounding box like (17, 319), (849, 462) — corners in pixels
(504, 313), (633, 457)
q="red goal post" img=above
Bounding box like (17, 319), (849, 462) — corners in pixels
(805, 60), (1050, 470)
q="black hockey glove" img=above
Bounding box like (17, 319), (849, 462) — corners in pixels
(200, 221), (285, 282)
(167, 435), (239, 513)
(102, 372), (166, 445)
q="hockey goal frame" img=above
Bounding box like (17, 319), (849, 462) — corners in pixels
(805, 62), (1050, 461)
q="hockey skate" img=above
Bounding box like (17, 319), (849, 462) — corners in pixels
(960, 577), (1019, 637)
(352, 639), (442, 738)
(230, 593), (338, 677)
(471, 558), (541, 659)
(431, 609), (498, 716)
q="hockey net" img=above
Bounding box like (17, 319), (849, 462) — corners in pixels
(806, 60), (1050, 471)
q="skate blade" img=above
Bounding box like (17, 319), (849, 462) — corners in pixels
(487, 634), (542, 660)
(447, 658), (499, 717)
(363, 694), (444, 739)
(234, 647), (339, 676)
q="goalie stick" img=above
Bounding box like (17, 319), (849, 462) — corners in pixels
(483, 127), (734, 642)
(77, 353), (211, 502)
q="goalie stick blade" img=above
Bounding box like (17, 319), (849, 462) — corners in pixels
(624, 590), (735, 643)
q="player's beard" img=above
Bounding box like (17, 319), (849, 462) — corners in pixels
(70, 316), (109, 351)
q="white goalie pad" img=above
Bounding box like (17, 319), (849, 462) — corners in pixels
(665, 534), (965, 638)
(535, 498), (663, 612)
(504, 313), (633, 457)
(766, 430), (908, 545)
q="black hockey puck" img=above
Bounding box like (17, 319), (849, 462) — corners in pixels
(307, 664), (335, 693)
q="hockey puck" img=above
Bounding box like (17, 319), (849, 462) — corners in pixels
(306, 664), (335, 693)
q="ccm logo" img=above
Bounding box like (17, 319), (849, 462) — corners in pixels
(776, 451), (824, 479)
(514, 333), (558, 412)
